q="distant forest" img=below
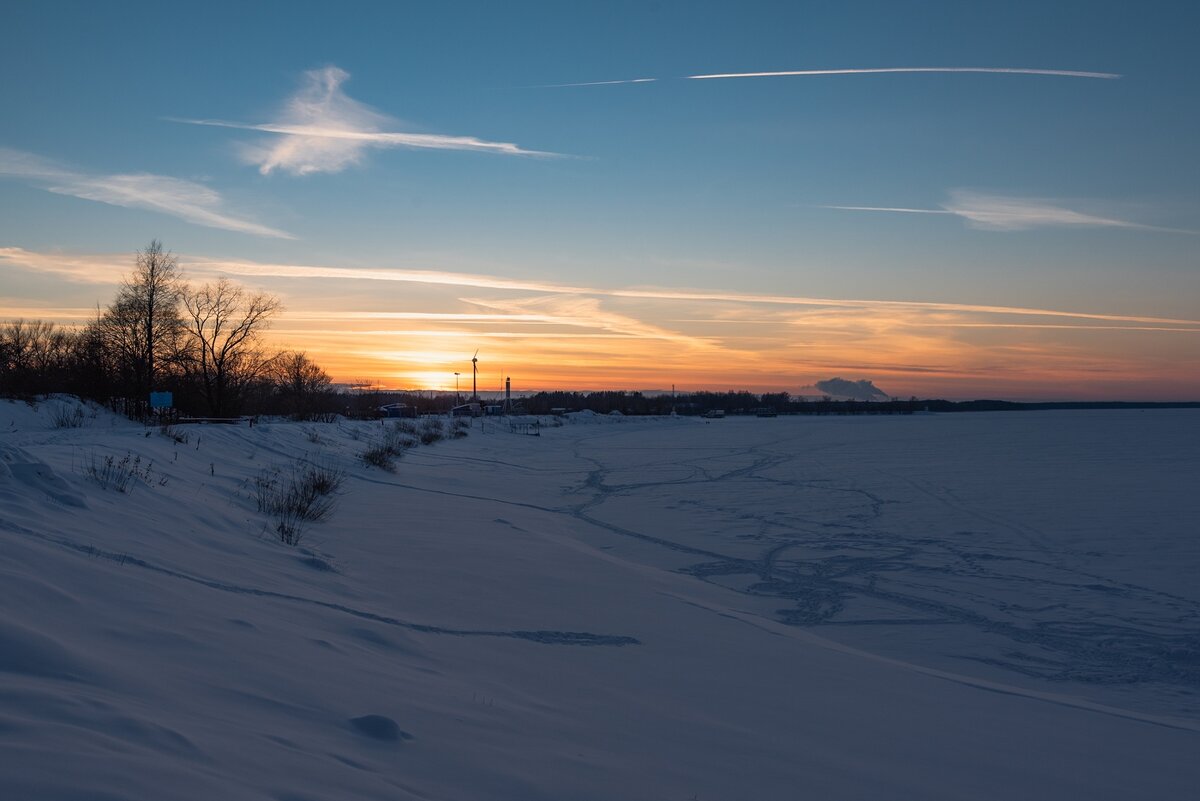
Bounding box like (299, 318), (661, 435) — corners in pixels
(344, 390), (1200, 418)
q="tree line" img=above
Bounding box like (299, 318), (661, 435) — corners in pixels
(1, 241), (338, 419)
(516, 390), (921, 416)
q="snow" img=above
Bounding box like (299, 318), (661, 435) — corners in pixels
(1, 399), (1198, 799)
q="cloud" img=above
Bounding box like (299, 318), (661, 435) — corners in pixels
(186, 255), (1200, 327)
(283, 310), (578, 324)
(461, 295), (720, 350)
(541, 66), (1119, 87)
(813, 378), (891, 401)
(186, 258), (585, 294)
(942, 191), (1173, 232)
(175, 66), (558, 175)
(8, 247), (1200, 334)
(0, 247), (131, 284)
(0, 148), (292, 238)
(825, 192), (1194, 234)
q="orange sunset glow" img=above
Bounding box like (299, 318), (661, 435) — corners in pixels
(5, 245), (1195, 400)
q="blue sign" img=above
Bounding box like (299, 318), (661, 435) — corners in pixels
(149, 391), (173, 409)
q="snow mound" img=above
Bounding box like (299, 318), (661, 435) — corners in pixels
(348, 714), (412, 742)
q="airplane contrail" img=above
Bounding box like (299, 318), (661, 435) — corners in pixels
(823, 205), (954, 215)
(539, 66), (1120, 87)
(688, 67), (1121, 80)
(538, 78), (659, 88)
(171, 118), (559, 157)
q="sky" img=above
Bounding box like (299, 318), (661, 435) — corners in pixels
(2, 0), (1198, 400)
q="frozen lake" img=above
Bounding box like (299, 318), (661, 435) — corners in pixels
(522, 410), (1200, 717)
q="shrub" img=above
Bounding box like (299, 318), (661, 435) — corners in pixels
(50, 402), (86, 429)
(360, 443), (398, 471)
(418, 418), (445, 445)
(359, 422), (414, 471)
(86, 452), (153, 493)
(252, 459), (345, 545)
(159, 424), (189, 444)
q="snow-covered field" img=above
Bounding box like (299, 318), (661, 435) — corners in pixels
(2, 399), (1198, 800)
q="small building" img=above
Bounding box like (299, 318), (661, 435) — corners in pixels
(452, 403), (482, 417)
(703, 409), (726, 419)
(379, 403), (417, 419)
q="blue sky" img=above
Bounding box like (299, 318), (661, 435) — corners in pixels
(2, 1), (1199, 398)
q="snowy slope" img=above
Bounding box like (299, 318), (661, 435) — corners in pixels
(1, 398), (1198, 800)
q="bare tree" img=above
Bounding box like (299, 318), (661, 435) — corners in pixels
(99, 241), (183, 399)
(0, 319), (72, 396)
(181, 278), (281, 416)
(268, 350), (333, 419)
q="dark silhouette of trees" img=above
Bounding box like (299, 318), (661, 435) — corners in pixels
(267, 351), (335, 419)
(0, 241), (336, 418)
(0, 319), (73, 396)
(97, 240), (184, 400)
(181, 277), (282, 416)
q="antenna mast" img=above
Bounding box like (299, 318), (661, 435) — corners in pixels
(471, 350), (479, 400)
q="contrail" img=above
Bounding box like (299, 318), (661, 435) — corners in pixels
(823, 205), (953, 215)
(539, 66), (1120, 87)
(537, 77), (659, 88)
(688, 67), (1121, 80)
(170, 118), (560, 157)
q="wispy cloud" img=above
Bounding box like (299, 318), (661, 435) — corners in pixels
(174, 66), (558, 175)
(541, 66), (1119, 87)
(461, 295), (721, 350)
(186, 255), (1200, 328)
(825, 191), (1195, 234)
(187, 258), (585, 294)
(0, 148), (292, 238)
(0, 247), (131, 284)
(943, 192), (1182, 232)
(9, 247), (1199, 334)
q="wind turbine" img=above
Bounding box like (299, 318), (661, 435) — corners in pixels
(471, 350), (478, 400)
